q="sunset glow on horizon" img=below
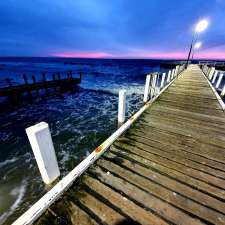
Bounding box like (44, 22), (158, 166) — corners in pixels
(51, 51), (225, 60)
(52, 52), (112, 58)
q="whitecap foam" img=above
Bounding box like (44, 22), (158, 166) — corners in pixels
(0, 179), (27, 224)
(0, 157), (18, 168)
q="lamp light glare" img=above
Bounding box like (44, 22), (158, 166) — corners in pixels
(195, 19), (209, 33)
(194, 42), (202, 49)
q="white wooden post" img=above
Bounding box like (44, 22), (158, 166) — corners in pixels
(143, 75), (151, 102)
(150, 73), (157, 98)
(160, 73), (166, 88)
(26, 122), (60, 184)
(118, 90), (126, 123)
(206, 66), (210, 76)
(173, 69), (176, 78)
(212, 71), (218, 84)
(170, 70), (173, 80)
(171, 69), (175, 80)
(167, 70), (171, 83)
(221, 84), (225, 97)
(208, 67), (215, 80)
(216, 73), (223, 89)
(175, 65), (179, 77)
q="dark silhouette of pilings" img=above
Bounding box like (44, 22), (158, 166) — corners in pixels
(0, 71), (82, 104)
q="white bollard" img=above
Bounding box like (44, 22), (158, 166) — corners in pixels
(175, 65), (179, 77)
(150, 73), (158, 98)
(216, 73), (223, 89)
(167, 70), (171, 83)
(143, 75), (151, 102)
(118, 90), (126, 123)
(212, 71), (218, 84)
(171, 69), (175, 80)
(160, 73), (166, 88)
(26, 122), (60, 184)
(208, 67), (215, 80)
(221, 84), (225, 97)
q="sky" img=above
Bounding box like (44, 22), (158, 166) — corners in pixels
(0, 0), (225, 59)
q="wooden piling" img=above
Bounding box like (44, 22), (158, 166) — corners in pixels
(150, 73), (157, 99)
(26, 122), (60, 184)
(167, 70), (171, 83)
(23, 74), (28, 85)
(160, 72), (166, 89)
(143, 75), (151, 102)
(118, 90), (126, 124)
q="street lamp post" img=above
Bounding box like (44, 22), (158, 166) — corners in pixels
(186, 19), (209, 68)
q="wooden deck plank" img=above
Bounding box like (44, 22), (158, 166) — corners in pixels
(131, 124), (225, 164)
(83, 176), (169, 225)
(104, 151), (225, 214)
(96, 158), (225, 224)
(89, 167), (205, 225)
(127, 131), (225, 172)
(118, 135), (225, 178)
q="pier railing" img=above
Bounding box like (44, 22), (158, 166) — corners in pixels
(201, 64), (225, 110)
(12, 64), (185, 225)
(198, 61), (225, 67)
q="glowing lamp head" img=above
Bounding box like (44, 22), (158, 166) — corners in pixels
(194, 42), (202, 49)
(195, 19), (209, 33)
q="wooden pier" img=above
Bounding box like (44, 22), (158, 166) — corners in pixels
(13, 65), (225, 225)
(0, 72), (81, 103)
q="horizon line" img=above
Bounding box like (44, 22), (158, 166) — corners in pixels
(0, 55), (225, 61)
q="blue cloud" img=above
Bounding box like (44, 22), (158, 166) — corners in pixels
(0, 0), (224, 56)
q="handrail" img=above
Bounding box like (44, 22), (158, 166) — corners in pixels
(200, 64), (225, 110)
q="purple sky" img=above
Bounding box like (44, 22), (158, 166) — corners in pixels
(0, 0), (225, 59)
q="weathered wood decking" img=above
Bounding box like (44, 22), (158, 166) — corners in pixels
(36, 65), (225, 225)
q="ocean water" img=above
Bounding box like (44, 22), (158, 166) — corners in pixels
(0, 57), (169, 224)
